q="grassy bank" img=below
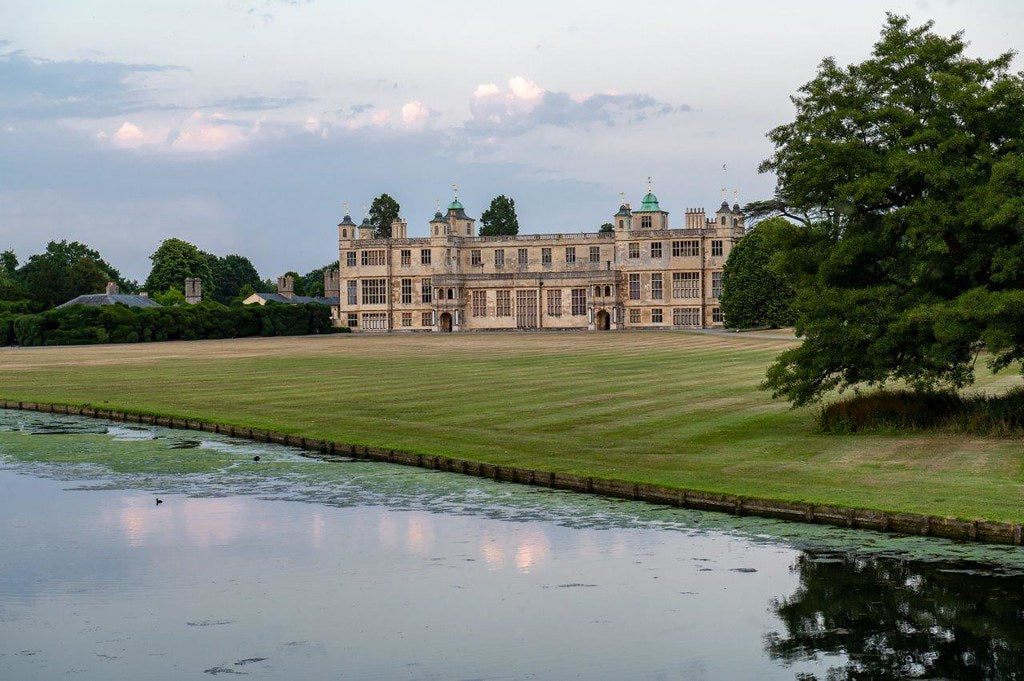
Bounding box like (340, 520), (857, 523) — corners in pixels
(2, 332), (1023, 523)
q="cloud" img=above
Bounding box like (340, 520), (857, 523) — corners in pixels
(0, 48), (183, 119)
(206, 94), (315, 111)
(99, 111), (252, 152)
(466, 76), (686, 137)
(400, 100), (432, 126)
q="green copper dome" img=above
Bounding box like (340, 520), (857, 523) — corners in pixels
(639, 192), (661, 212)
(448, 199), (464, 211)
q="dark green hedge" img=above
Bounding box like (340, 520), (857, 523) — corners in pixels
(1, 301), (349, 347)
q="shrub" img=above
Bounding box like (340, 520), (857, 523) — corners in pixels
(819, 388), (1024, 435)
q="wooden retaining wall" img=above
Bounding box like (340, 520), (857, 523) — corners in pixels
(2, 399), (1022, 547)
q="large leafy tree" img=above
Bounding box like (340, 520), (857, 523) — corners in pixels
(720, 217), (797, 329)
(145, 238), (213, 298)
(479, 195), (520, 236)
(757, 14), (1024, 406)
(299, 262), (340, 298)
(368, 194), (400, 239)
(204, 253), (263, 304)
(15, 240), (126, 309)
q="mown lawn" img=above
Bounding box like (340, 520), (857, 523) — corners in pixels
(2, 331), (1023, 522)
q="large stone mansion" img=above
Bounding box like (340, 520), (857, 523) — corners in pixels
(331, 188), (745, 332)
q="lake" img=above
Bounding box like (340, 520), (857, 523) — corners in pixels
(1, 409), (1022, 680)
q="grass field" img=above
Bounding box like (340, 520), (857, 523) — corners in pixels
(2, 331), (1023, 523)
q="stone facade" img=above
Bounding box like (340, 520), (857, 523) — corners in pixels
(335, 190), (744, 332)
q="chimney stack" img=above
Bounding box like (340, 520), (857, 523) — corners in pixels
(324, 269), (340, 300)
(277, 275), (294, 299)
(185, 277), (202, 304)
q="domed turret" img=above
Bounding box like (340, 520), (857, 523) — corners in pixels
(338, 213), (357, 240)
(640, 192), (661, 212)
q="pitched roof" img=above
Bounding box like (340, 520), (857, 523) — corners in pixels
(56, 294), (163, 309)
(249, 293), (339, 305)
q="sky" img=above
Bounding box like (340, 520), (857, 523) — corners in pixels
(1, 0), (1022, 281)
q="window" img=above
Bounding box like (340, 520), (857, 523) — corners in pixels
(361, 250), (385, 266)
(421, 311), (434, 327)
(629, 273), (641, 300)
(346, 280), (357, 305)
(618, 219), (624, 229)
(672, 272), (699, 299)
(471, 249), (482, 266)
(629, 308), (641, 323)
(345, 251), (356, 267)
(496, 290), (511, 316)
(652, 308), (664, 323)
(421, 278), (432, 303)
(712, 271), (722, 299)
(518, 248), (528, 265)
(347, 312), (358, 327)
(401, 278), (412, 304)
(672, 240), (699, 257)
(651, 273), (663, 300)
(361, 278), (387, 304)
(594, 285), (601, 296)
(641, 215), (652, 229)
(711, 240), (723, 257)
(565, 247), (576, 264)
(712, 307), (723, 324)
(401, 312), (412, 327)
(541, 248), (552, 265)
(362, 312), (387, 330)
(650, 242), (662, 258)
(494, 249), (505, 266)
(571, 288), (587, 316)
(589, 246), (601, 263)
(400, 249), (411, 266)
(628, 242), (640, 258)
(546, 289), (562, 316)
(472, 290), (487, 317)
(673, 307), (701, 326)
(421, 249), (432, 265)
(721, 216), (726, 225)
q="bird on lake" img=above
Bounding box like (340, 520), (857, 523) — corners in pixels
(253, 456), (261, 462)
(155, 498), (163, 505)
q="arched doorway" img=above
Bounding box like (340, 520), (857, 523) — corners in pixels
(439, 312), (453, 332)
(595, 309), (610, 330)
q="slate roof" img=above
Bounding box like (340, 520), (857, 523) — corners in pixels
(251, 293), (339, 305)
(56, 294), (163, 309)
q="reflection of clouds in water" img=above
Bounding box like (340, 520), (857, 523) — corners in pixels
(479, 527), (552, 573)
(481, 536), (505, 569)
(515, 531), (551, 573)
(117, 495), (152, 548)
(378, 513), (398, 549)
(406, 514), (434, 554)
(311, 512), (325, 548)
(182, 498), (245, 548)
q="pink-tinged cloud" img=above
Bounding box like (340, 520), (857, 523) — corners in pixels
(100, 112), (253, 152)
(401, 101), (429, 125)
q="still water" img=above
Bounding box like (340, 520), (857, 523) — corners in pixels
(1, 410), (1022, 680)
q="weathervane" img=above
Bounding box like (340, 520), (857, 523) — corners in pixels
(732, 189), (739, 205)
(342, 200), (350, 217)
(720, 187), (728, 202)
(646, 176), (653, 194)
(451, 182), (459, 200)
(618, 191), (625, 206)
(435, 197), (441, 212)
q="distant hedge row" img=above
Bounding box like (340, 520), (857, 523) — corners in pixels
(0, 301), (349, 347)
